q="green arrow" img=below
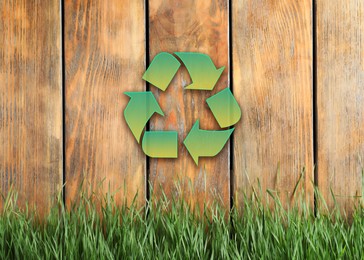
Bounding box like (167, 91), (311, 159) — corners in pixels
(142, 131), (178, 158)
(183, 120), (234, 165)
(175, 52), (224, 90)
(142, 52), (181, 91)
(124, 92), (164, 143)
(206, 88), (242, 128)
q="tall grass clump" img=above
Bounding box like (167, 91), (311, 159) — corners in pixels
(0, 187), (363, 259)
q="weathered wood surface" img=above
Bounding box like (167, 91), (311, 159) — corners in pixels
(0, 0), (62, 214)
(317, 0), (364, 214)
(232, 0), (314, 208)
(64, 0), (146, 206)
(148, 0), (230, 208)
(1, 0), (364, 216)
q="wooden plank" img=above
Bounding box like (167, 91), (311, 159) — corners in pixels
(64, 0), (146, 206)
(232, 0), (314, 208)
(0, 0), (62, 215)
(317, 0), (364, 214)
(148, 0), (230, 208)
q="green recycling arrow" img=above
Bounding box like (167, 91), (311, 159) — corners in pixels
(124, 52), (241, 163)
(175, 52), (225, 90)
(142, 52), (181, 91)
(142, 131), (178, 158)
(206, 88), (242, 128)
(124, 92), (164, 143)
(183, 120), (234, 165)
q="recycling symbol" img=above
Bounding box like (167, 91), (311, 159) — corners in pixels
(124, 52), (241, 165)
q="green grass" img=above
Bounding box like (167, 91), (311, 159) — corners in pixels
(0, 189), (364, 259)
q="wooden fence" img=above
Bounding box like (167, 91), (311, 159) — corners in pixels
(0, 0), (363, 216)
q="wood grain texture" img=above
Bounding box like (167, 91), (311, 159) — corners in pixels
(148, 0), (230, 208)
(232, 0), (314, 208)
(0, 0), (62, 214)
(317, 0), (364, 214)
(64, 0), (146, 206)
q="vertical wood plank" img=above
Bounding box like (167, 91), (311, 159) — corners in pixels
(233, 1), (314, 207)
(317, 0), (364, 214)
(148, 0), (230, 208)
(0, 0), (62, 215)
(64, 0), (146, 206)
